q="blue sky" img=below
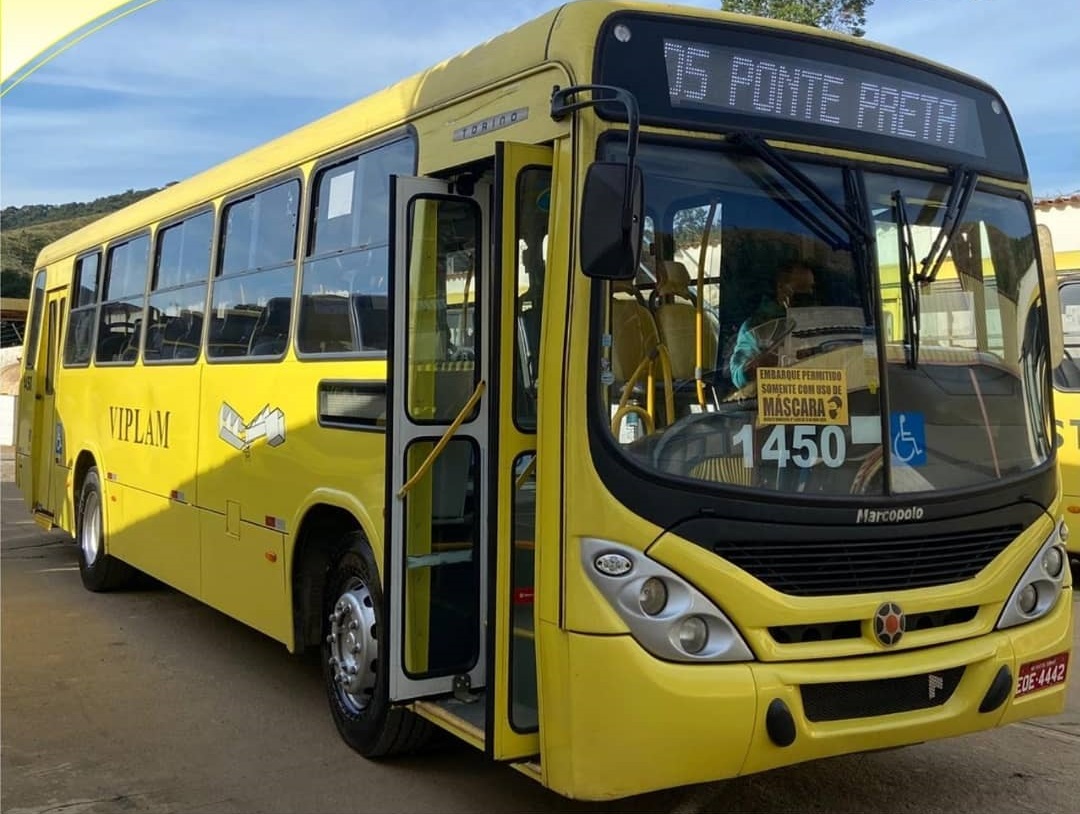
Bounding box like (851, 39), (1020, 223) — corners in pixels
(2, 0), (1077, 206)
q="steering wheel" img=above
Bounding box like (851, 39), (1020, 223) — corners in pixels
(744, 317), (797, 361)
(650, 403), (751, 473)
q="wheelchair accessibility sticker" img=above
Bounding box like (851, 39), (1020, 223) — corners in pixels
(890, 412), (926, 466)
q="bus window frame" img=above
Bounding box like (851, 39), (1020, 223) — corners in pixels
(1055, 277), (1080, 392)
(296, 130), (418, 362)
(144, 205), (217, 367)
(63, 251), (102, 369)
(206, 171), (304, 365)
(24, 270), (47, 372)
(94, 230), (151, 368)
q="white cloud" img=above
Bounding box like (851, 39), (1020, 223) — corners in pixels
(1, 0), (580, 204)
(1, 103), (257, 204)
(1, 0), (1076, 203)
(19, 0), (568, 102)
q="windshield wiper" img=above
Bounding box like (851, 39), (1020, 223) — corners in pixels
(893, 189), (920, 368)
(730, 132), (874, 247)
(917, 167), (978, 284)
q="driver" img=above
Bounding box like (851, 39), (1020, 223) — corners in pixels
(728, 261), (816, 388)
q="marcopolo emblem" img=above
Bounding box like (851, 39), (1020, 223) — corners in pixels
(873, 602), (905, 646)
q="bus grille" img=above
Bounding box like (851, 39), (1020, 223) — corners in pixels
(715, 525), (1022, 597)
(801, 666), (965, 722)
(768, 606), (978, 644)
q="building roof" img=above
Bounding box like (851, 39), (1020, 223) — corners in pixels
(1035, 193), (1080, 208)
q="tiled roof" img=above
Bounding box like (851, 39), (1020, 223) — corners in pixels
(1035, 192), (1080, 207)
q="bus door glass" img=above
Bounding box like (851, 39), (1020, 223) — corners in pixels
(387, 177), (491, 704)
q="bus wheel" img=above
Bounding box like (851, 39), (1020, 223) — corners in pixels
(76, 467), (135, 592)
(322, 532), (433, 757)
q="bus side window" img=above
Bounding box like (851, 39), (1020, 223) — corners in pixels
(148, 211), (212, 364)
(1055, 280), (1080, 389)
(96, 236), (149, 366)
(299, 137), (415, 356)
(64, 253), (100, 367)
(208, 180), (299, 361)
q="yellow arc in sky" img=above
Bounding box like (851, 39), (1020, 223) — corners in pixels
(1, 0), (161, 92)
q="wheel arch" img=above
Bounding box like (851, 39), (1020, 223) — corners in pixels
(72, 449), (98, 503)
(288, 492), (384, 653)
(72, 445), (107, 533)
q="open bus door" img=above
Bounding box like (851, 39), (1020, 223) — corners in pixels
(17, 271), (64, 525)
(387, 145), (552, 763)
(387, 176), (492, 741)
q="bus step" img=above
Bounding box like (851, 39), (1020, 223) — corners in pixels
(510, 759), (542, 782)
(31, 509), (54, 530)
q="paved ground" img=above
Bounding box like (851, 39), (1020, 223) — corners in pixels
(2, 455), (1078, 813)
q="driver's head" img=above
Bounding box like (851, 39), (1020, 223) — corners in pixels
(776, 262), (815, 307)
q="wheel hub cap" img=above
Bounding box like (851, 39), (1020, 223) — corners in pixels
(80, 492), (101, 564)
(327, 578), (378, 711)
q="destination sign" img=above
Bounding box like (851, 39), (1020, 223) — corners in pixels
(663, 39), (986, 157)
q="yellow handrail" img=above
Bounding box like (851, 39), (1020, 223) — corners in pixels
(397, 380), (486, 498)
(514, 455), (537, 489)
(656, 343), (675, 425)
(610, 402), (655, 436)
(695, 202), (717, 409)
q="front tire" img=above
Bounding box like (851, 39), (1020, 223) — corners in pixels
(322, 531), (433, 757)
(76, 467), (135, 592)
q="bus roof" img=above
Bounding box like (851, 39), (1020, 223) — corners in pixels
(36, 0), (990, 268)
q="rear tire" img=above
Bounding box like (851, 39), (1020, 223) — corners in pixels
(76, 467), (136, 592)
(322, 531), (433, 757)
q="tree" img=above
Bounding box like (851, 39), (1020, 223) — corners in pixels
(1, 269), (32, 299)
(721, 0), (872, 37)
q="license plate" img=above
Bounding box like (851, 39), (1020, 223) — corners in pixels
(1015, 652), (1069, 697)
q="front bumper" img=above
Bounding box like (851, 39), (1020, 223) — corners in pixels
(546, 588), (1073, 800)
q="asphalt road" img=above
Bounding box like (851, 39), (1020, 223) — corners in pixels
(2, 462), (1078, 814)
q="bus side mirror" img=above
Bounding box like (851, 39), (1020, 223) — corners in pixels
(1038, 224), (1064, 368)
(579, 162), (644, 281)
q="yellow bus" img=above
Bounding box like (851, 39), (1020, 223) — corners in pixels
(16, 1), (1072, 800)
(1043, 198), (1080, 569)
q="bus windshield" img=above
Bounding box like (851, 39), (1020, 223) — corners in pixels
(598, 140), (1051, 497)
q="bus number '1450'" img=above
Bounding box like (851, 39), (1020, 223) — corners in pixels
(732, 424), (846, 469)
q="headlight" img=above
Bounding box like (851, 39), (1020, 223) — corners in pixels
(677, 616), (709, 654)
(1017, 584), (1038, 615)
(1042, 545), (1064, 579)
(997, 519), (1069, 630)
(639, 577), (668, 615)
(581, 537), (754, 663)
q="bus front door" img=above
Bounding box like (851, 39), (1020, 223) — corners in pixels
(25, 280), (64, 521)
(488, 141), (553, 761)
(387, 177), (491, 729)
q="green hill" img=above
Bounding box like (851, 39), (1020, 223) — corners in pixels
(1, 188), (161, 298)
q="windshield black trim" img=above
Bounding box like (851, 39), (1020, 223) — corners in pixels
(586, 133), (1056, 527)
